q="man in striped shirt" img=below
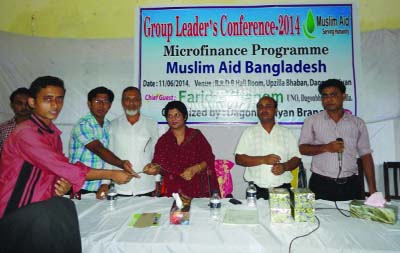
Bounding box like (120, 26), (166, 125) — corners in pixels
(0, 76), (135, 252)
(0, 87), (31, 156)
(299, 79), (377, 201)
(69, 87), (135, 199)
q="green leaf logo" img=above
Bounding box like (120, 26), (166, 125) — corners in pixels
(303, 9), (316, 39)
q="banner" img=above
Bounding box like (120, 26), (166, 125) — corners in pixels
(135, 4), (359, 124)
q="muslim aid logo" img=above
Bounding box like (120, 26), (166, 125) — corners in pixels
(303, 9), (316, 39)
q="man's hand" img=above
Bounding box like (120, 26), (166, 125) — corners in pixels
(180, 165), (200, 181)
(121, 160), (134, 174)
(263, 154), (281, 165)
(120, 162), (140, 179)
(271, 163), (287, 175)
(96, 184), (109, 200)
(54, 178), (71, 196)
(326, 140), (344, 153)
(111, 171), (134, 184)
(143, 163), (161, 175)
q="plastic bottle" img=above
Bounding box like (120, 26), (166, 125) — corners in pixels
(246, 181), (257, 208)
(107, 183), (118, 210)
(209, 190), (221, 220)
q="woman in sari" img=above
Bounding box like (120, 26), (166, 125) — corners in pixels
(144, 101), (219, 198)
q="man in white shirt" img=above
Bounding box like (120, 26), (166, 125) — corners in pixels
(235, 96), (301, 199)
(109, 87), (160, 196)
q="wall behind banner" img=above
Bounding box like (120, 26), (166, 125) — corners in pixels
(0, 0), (399, 198)
(0, 0), (400, 37)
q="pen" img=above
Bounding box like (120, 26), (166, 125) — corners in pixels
(144, 138), (151, 152)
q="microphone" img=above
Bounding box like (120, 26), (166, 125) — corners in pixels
(336, 138), (343, 163)
(335, 138), (345, 183)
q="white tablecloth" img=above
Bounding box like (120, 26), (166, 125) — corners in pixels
(74, 196), (400, 253)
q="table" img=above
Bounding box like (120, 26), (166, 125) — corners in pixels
(74, 196), (400, 253)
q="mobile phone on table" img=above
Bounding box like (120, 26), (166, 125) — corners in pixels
(229, 198), (242, 205)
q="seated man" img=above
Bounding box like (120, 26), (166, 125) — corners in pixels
(299, 79), (377, 201)
(235, 96), (301, 199)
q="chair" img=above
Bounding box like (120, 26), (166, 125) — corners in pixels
(357, 158), (366, 199)
(290, 161), (307, 188)
(383, 162), (400, 201)
(214, 159), (234, 198)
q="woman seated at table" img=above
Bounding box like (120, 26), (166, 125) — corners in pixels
(144, 101), (219, 199)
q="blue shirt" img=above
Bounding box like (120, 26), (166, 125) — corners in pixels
(69, 113), (110, 191)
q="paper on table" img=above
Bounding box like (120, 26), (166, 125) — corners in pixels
(223, 209), (259, 224)
(364, 192), (386, 208)
(172, 193), (184, 209)
(128, 213), (161, 228)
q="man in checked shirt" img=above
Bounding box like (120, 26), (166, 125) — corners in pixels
(0, 87), (31, 157)
(69, 86), (138, 199)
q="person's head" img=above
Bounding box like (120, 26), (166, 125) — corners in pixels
(162, 101), (188, 129)
(87, 86), (114, 121)
(28, 76), (66, 126)
(9, 87), (31, 118)
(121, 87), (141, 116)
(256, 96), (277, 124)
(318, 79), (346, 112)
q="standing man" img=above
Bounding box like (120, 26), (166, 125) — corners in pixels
(235, 96), (301, 199)
(299, 79), (377, 201)
(69, 87), (136, 199)
(0, 87), (31, 155)
(109, 87), (160, 196)
(0, 76), (134, 253)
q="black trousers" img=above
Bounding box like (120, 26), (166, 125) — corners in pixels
(309, 173), (363, 201)
(0, 197), (82, 253)
(255, 183), (291, 200)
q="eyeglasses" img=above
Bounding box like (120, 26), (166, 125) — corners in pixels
(257, 104), (275, 109)
(93, 99), (111, 105)
(167, 113), (183, 120)
(321, 92), (340, 99)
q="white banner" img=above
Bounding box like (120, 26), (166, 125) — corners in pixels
(136, 4), (360, 124)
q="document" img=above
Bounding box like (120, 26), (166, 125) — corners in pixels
(223, 208), (259, 224)
(128, 213), (161, 228)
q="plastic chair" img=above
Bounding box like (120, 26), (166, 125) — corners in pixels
(357, 158), (367, 199)
(383, 162), (400, 201)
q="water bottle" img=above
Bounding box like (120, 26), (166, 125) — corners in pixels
(209, 190), (221, 220)
(246, 181), (257, 208)
(107, 183), (118, 210)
